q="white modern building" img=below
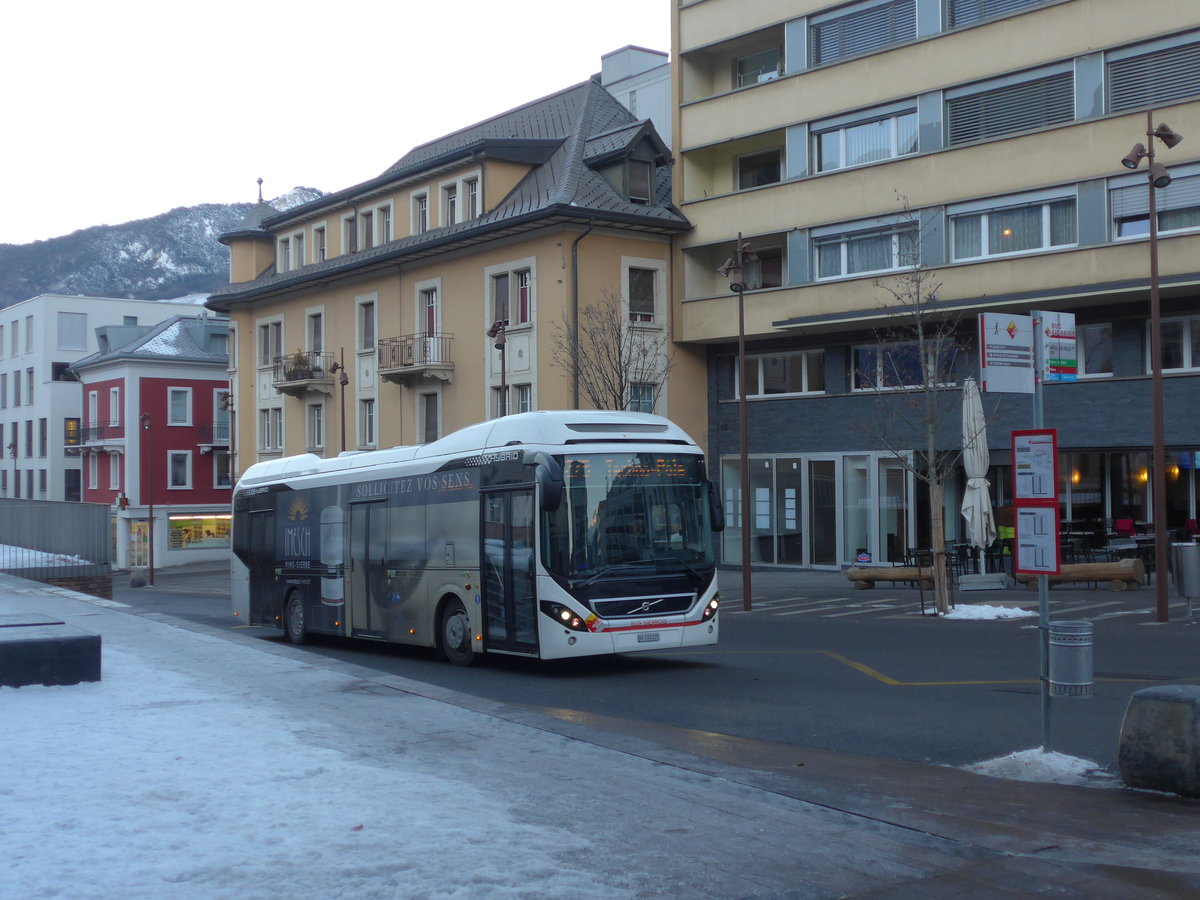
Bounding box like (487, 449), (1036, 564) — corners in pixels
(0, 295), (196, 502)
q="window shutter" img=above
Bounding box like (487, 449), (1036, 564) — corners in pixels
(1108, 41), (1200, 113)
(811, 0), (915, 66)
(1112, 174), (1200, 219)
(946, 71), (1073, 144)
(948, 0), (1050, 29)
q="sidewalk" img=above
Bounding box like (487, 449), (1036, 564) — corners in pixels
(4, 574), (1199, 898)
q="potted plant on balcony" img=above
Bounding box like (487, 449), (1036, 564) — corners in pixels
(284, 349), (314, 381)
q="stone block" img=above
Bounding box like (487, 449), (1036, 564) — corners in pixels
(1118, 685), (1200, 797)
(0, 623), (101, 688)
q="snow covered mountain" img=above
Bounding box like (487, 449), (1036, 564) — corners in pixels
(0, 187), (324, 308)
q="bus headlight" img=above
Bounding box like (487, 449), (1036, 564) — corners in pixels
(702, 595), (719, 620)
(539, 602), (592, 633)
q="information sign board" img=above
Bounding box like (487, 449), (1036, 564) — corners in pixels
(1012, 429), (1059, 504)
(1016, 506), (1061, 575)
(978, 313), (1034, 393)
(1035, 311), (1077, 383)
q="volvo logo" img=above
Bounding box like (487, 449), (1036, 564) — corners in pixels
(638, 598), (666, 612)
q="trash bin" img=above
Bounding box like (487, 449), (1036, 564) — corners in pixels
(1171, 542), (1200, 598)
(1048, 621), (1093, 698)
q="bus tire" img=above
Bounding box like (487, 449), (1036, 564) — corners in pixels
(439, 598), (475, 666)
(284, 592), (308, 645)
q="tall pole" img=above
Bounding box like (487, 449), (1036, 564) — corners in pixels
(141, 412), (155, 587)
(736, 234), (752, 612)
(1032, 317), (1051, 751)
(338, 348), (348, 453)
(1146, 110), (1169, 624)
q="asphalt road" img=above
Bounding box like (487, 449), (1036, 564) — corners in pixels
(115, 562), (1200, 771)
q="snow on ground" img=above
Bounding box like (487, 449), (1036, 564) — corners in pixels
(943, 603), (1038, 620)
(0, 543), (91, 568)
(964, 749), (1122, 789)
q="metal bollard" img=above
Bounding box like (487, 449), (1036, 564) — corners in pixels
(1171, 542), (1200, 618)
(1048, 620), (1093, 698)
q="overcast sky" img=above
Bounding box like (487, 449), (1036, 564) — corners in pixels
(1, 1), (670, 246)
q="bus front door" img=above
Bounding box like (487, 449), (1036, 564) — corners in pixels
(349, 500), (389, 637)
(481, 488), (537, 656)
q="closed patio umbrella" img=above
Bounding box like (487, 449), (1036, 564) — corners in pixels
(961, 377), (997, 569)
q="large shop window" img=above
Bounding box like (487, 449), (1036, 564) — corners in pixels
(169, 515), (231, 550)
(951, 196), (1075, 260)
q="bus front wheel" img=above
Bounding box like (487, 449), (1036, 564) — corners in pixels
(284, 592), (308, 645)
(440, 599), (475, 666)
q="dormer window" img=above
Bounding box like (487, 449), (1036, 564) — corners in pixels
(629, 159), (653, 204)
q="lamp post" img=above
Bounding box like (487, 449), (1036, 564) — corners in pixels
(1121, 113), (1183, 624)
(140, 412), (155, 586)
(6, 439), (15, 498)
(719, 236), (760, 611)
(487, 320), (509, 416)
(330, 349), (350, 453)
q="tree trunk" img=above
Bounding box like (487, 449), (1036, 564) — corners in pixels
(929, 469), (951, 615)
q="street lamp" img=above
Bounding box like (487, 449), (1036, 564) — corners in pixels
(330, 349), (350, 453)
(6, 439), (15, 498)
(1121, 112), (1183, 623)
(487, 320), (509, 416)
(718, 236), (760, 611)
(140, 412), (155, 586)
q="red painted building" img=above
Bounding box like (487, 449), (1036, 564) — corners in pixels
(71, 314), (231, 571)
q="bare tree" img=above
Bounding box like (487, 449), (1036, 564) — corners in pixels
(551, 286), (674, 411)
(857, 198), (970, 615)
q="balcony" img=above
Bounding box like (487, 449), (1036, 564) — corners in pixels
(272, 351), (336, 397)
(79, 423), (125, 450)
(198, 420), (230, 455)
(378, 333), (455, 386)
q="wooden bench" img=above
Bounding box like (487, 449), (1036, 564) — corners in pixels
(845, 565), (934, 590)
(1013, 557), (1145, 591)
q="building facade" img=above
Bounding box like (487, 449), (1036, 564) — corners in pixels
(0, 295), (194, 503)
(672, 0), (1200, 566)
(207, 75), (702, 476)
(71, 314), (232, 570)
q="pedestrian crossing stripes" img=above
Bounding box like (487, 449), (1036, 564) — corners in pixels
(720, 595), (1173, 623)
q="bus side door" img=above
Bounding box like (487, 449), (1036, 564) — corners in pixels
(481, 488), (537, 656)
(349, 500), (389, 637)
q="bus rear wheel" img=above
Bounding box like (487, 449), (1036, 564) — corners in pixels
(284, 592), (308, 645)
(440, 599), (475, 666)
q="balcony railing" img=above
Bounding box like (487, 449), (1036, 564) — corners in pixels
(272, 351), (336, 397)
(197, 421), (230, 452)
(378, 333), (455, 385)
(80, 423), (125, 446)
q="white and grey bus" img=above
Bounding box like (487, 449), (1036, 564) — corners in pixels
(231, 410), (723, 665)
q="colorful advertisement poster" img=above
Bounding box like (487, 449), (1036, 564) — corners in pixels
(1035, 310), (1077, 382)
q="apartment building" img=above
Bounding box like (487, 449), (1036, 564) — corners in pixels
(0, 295), (192, 503)
(70, 314), (232, 570)
(206, 72), (700, 474)
(672, 0), (1200, 567)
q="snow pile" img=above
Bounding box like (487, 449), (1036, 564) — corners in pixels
(943, 603), (1037, 620)
(0, 543), (91, 568)
(965, 749), (1121, 789)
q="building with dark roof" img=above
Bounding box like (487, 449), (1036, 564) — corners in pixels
(207, 69), (698, 474)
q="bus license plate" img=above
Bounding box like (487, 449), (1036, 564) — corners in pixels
(637, 632), (660, 643)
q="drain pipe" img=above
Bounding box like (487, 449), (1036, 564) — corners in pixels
(570, 221), (595, 410)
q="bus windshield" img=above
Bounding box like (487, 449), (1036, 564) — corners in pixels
(542, 452), (715, 580)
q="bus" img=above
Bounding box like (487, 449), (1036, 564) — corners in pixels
(231, 410), (723, 665)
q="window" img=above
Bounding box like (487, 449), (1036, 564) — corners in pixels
(24, 420), (32, 457)
(25, 367), (33, 405)
(87, 390), (97, 430)
(854, 341), (958, 390)
(628, 159), (653, 204)
(88, 453), (98, 491)
(13, 369), (20, 407)
(359, 399), (376, 447)
(951, 197), (1075, 260)
(109, 452), (121, 489)
(734, 351), (826, 398)
(1108, 37), (1200, 114)
(168, 388), (192, 426)
(358, 300), (376, 351)
(0, 373), (5, 409)
(259, 407), (283, 451)
(735, 48), (781, 87)
(515, 384), (533, 414)
(465, 179), (479, 219)
(814, 108), (917, 172)
(413, 194), (428, 234)
(57, 312), (87, 350)
(109, 387), (120, 426)
(1112, 171), (1200, 238)
(629, 383), (655, 413)
(946, 68), (1073, 145)
(810, 0), (916, 66)
(10, 321), (17, 356)
(278, 237), (291, 272)
(39, 419), (47, 458)
(361, 210), (374, 250)
(0, 324), (4, 356)
(1078, 324), (1113, 377)
(1157, 316), (1200, 373)
(815, 225), (917, 278)
(737, 149), (782, 189)
(258, 321), (282, 367)
(628, 267), (657, 323)
(421, 393), (439, 443)
(214, 450), (232, 488)
(379, 205), (392, 243)
(948, 0), (1053, 28)
(168, 451), (192, 489)
(38, 469), (47, 498)
(444, 184), (458, 225)
(293, 233), (305, 267)
(307, 312), (323, 354)
(25, 316), (33, 352)
(1, 470), (6, 497)
(344, 216), (358, 253)
(314, 225), (327, 262)
(307, 404), (325, 451)
(420, 287), (439, 344)
(64, 418), (80, 449)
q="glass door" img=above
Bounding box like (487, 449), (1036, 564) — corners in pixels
(878, 459), (909, 563)
(808, 459), (838, 566)
(481, 488), (538, 655)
